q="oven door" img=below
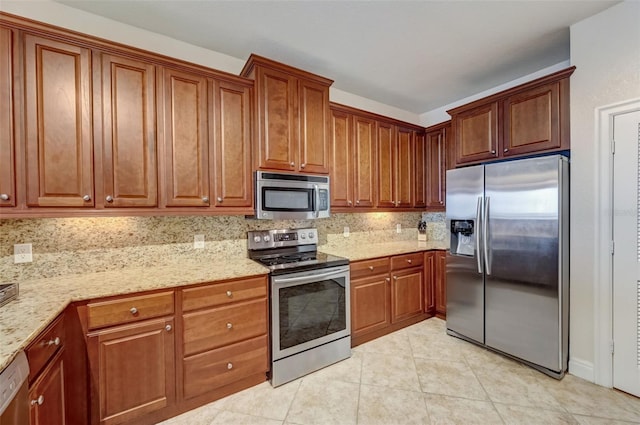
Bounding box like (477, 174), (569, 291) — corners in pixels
(271, 266), (350, 361)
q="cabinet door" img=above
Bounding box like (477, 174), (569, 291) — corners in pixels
(330, 109), (352, 208)
(254, 67), (297, 172)
(213, 80), (253, 209)
(435, 251), (447, 317)
(413, 132), (427, 209)
(29, 348), (66, 425)
(351, 275), (390, 338)
(376, 122), (396, 208)
(353, 115), (376, 208)
(162, 68), (209, 207)
(391, 268), (424, 323)
(100, 53), (157, 207)
(396, 127), (413, 208)
(88, 317), (175, 425)
(298, 79), (330, 174)
(0, 27), (15, 207)
(503, 82), (561, 156)
(24, 34), (94, 207)
(454, 102), (498, 165)
(424, 252), (436, 314)
(426, 129), (445, 209)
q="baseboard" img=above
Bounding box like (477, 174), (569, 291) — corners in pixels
(568, 357), (595, 382)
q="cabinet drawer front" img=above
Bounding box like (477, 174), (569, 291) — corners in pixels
(182, 276), (267, 312)
(350, 258), (389, 279)
(87, 291), (174, 330)
(183, 298), (268, 356)
(391, 252), (424, 271)
(27, 315), (65, 383)
(183, 335), (268, 400)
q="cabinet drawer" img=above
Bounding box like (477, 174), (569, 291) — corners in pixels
(390, 252), (424, 271)
(350, 258), (389, 279)
(87, 291), (174, 330)
(26, 315), (65, 383)
(183, 298), (268, 356)
(183, 335), (268, 400)
(182, 276), (267, 312)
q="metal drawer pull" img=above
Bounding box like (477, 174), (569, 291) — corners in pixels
(368, 266), (374, 271)
(226, 290), (232, 297)
(227, 323), (233, 329)
(45, 337), (60, 346)
(407, 259), (412, 264)
(0, 194), (9, 201)
(130, 307), (138, 315)
(31, 395), (44, 406)
(393, 276), (398, 280)
(227, 362), (233, 370)
(385, 278), (390, 282)
(165, 324), (172, 331)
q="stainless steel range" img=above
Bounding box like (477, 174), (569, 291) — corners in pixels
(248, 228), (351, 387)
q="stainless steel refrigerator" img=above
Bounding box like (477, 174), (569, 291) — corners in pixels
(445, 155), (569, 378)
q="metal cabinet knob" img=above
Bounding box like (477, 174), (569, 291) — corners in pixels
(46, 337), (60, 346)
(0, 194), (9, 201)
(385, 277), (390, 282)
(301, 163), (306, 169)
(31, 395), (44, 406)
(217, 197), (223, 203)
(491, 150), (496, 155)
(226, 322), (233, 329)
(407, 259), (412, 264)
(83, 195), (91, 201)
(290, 162), (295, 167)
(227, 362), (233, 370)
(106, 195), (114, 203)
(368, 266), (374, 271)
(504, 148), (509, 153)
(165, 324), (172, 332)
(355, 200), (360, 205)
(226, 290), (232, 297)
(202, 196), (209, 203)
(347, 200), (352, 206)
(130, 307), (138, 315)
(393, 276), (398, 280)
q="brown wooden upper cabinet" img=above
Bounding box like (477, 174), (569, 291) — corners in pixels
(425, 122), (450, 210)
(241, 54), (332, 174)
(24, 33), (95, 208)
(413, 132), (427, 209)
(0, 27), (15, 207)
(330, 105), (377, 209)
(377, 124), (414, 208)
(449, 67), (574, 167)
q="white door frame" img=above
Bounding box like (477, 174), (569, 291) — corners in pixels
(594, 97), (640, 387)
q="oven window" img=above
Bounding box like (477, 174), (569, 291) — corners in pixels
(263, 187), (313, 211)
(278, 277), (346, 350)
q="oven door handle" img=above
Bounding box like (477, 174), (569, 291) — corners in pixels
(272, 267), (349, 285)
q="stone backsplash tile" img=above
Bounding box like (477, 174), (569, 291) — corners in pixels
(0, 211), (444, 281)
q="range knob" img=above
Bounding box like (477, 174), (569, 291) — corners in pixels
(308, 232), (314, 239)
(263, 235), (271, 242)
(300, 233), (306, 239)
(253, 236), (261, 243)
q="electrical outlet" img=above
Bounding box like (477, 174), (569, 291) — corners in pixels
(396, 223), (402, 234)
(194, 234), (205, 249)
(14, 243), (33, 263)
(343, 226), (350, 237)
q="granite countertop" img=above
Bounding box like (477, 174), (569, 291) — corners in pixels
(0, 239), (449, 373)
(0, 257), (268, 372)
(319, 240), (448, 261)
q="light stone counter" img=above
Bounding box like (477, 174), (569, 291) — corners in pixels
(0, 257), (268, 373)
(319, 240), (449, 261)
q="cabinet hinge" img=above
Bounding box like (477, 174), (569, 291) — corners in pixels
(610, 340), (614, 354)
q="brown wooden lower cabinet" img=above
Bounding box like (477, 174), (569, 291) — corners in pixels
(29, 348), (66, 425)
(350, 252), (430, 346)
(435, 250), (447, 318)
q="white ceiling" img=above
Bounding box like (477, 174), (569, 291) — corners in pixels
(55, 0), (618, 115)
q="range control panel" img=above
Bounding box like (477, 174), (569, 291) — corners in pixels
(248, 228), (318, 250)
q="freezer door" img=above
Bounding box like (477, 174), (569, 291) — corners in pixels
(484, 155), (566, 373)
(445, 165), (485, 344)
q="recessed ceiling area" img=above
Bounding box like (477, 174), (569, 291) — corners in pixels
(55, 0), (618, 114)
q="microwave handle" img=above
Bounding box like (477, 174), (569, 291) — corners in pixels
(314, 184), (320, 218)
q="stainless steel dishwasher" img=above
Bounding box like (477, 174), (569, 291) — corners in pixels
(0, 351), (29, 425)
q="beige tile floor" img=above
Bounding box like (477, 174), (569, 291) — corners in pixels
(159, 318), (640, 425)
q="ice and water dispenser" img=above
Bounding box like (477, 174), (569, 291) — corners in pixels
(450, 220), (475, 256)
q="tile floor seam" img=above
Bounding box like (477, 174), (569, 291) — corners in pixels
(281, 380), (301, 425)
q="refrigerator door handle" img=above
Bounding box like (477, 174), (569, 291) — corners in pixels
(483, 196), (491, 275)
(476, 196), (483, 273)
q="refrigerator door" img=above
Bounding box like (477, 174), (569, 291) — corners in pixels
(484, 155), (567, 373)
(445, 165), (485, 344)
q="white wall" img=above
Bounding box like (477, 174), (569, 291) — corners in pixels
(0, 0), (420, 125)
(569, 0), (640, 381)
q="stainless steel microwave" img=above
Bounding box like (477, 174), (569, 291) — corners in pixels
(255, 172), (330, 220)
